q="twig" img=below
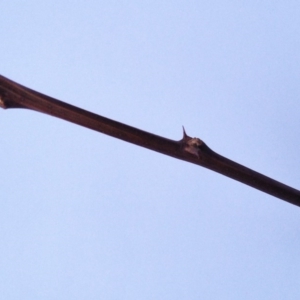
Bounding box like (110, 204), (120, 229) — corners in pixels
(0, 75), (299, 206)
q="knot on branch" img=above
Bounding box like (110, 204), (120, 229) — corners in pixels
(180, 127), (204, 159)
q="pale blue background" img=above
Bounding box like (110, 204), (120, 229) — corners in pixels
(1, 1), (300, 299)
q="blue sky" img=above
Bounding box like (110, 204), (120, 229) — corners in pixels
(1, 1), (300, 299)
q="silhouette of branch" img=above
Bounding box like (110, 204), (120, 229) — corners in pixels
(1, 75), (299, 207)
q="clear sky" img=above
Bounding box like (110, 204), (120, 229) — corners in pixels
(1, 1), (300, 299)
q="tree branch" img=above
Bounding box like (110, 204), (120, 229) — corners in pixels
(1, 75), (299, 206)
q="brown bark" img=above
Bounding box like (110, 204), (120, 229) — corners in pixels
(1, 75), (299, 207)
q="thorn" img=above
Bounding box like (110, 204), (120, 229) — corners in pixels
(182, 126), (186, 136)
(182, 126), (192, 140)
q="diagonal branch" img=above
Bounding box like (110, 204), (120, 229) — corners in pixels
(0, 75), (299, 207)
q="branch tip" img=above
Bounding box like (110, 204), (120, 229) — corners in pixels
(0, 94), (7, 109)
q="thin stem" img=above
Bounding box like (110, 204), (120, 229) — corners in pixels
(0, 75), (299, 207)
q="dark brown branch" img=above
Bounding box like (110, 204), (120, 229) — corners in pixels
(0, 75), (299, 207)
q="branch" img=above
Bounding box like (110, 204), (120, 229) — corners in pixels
(0, 75), (299, 207)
